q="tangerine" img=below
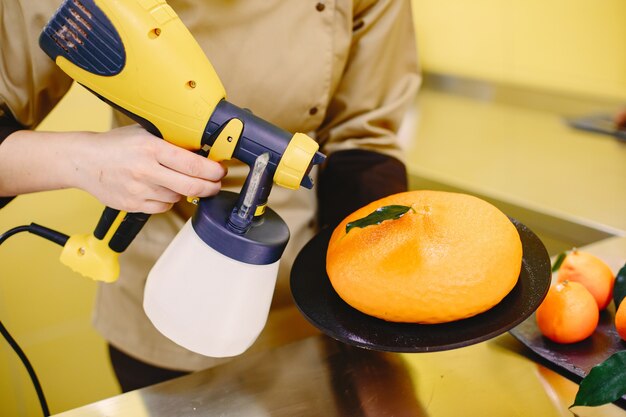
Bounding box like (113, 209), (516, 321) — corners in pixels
(615, 300), (626, 341)
(556, 250), (614, 310)
(536, 281), (599, 344)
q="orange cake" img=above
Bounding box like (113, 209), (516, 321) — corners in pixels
(326, 190), (523, 323)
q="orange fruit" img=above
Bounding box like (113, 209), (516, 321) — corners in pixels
(536, 281), (599, 343)
(615, 300), (626, 341)
(556, 250), (615, 310)
(326, 190), (523, 323)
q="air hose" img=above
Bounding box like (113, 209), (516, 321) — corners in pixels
(1, 223), (69, 417)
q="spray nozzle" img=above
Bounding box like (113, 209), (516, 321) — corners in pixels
(238, 152), (270, 220)
(227, 152), (271, 234)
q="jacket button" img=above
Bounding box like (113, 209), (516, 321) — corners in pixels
(309, 107), (318, 115)
(316, 2), (325, 12)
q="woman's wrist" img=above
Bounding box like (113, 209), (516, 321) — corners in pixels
(0, 129), (94, 196)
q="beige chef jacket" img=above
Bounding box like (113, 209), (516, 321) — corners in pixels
(1, 0), (420, 371)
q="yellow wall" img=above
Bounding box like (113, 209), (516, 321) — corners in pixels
(411, 0), (626, 101)
(0, 84), (118, 416)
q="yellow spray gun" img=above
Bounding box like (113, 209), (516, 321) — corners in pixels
(39, 0), (325, 282)
(39, 0), (325, 356)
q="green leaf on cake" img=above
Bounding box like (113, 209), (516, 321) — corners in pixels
(346, 205), (414, 234)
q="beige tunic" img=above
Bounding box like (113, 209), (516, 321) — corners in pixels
(1, 0), (420, 371)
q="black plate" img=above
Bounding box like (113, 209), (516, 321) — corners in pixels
(291, 219), (551, 352)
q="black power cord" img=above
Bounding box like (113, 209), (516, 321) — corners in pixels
(1, 223), (69, 417)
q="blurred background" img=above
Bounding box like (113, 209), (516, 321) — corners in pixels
(1, 0), (625, 415)
(412, 0), (626, 100)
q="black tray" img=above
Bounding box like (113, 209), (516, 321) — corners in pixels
(291, 219), (551, 352)
(510, 310), (626, 409)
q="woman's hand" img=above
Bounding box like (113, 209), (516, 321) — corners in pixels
(72, 125), (226, 213)
(0, 125), (227, 213)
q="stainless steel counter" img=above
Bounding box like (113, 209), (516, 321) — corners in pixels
(54, 237), (626, 417)
(51, 334), (626, 417)
(55, 336), (424, 417)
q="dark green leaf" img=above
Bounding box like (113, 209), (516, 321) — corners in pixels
(613, 262), (626, 309)
(346, 205), (413, 234)
(551, 251), (567, 273)
(571, 351), (626, 408)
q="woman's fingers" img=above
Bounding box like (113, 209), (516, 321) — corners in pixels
(144, 185), (183, 204)
(150, 141), (226, 199)
(139, 200), (175, 214)
(151, 166), (222, 200)
(155, 141), (226, 182)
